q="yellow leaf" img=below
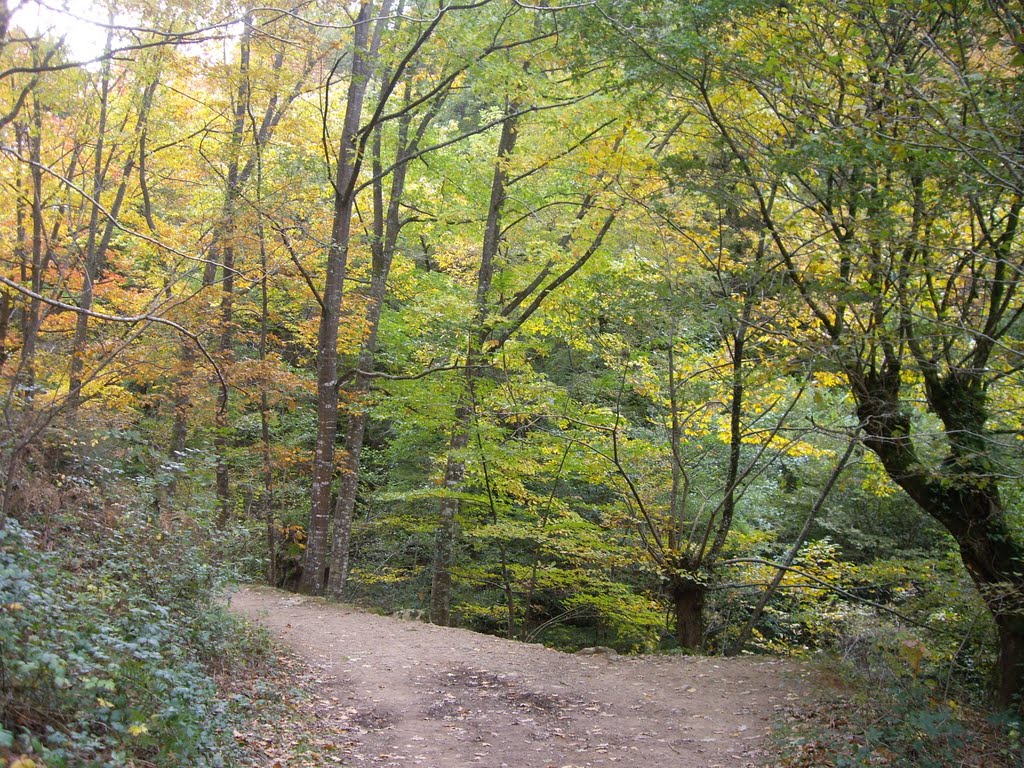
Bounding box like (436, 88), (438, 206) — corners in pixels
(127, 723), (149, 736)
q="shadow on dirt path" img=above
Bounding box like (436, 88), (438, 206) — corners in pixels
(230, 585), (814, 768)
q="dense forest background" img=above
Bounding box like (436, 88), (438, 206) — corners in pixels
(1, 0), (1023, 764)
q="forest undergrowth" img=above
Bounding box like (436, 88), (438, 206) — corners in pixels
(772, 647), (1023, 768)
(0, 444), (275, 767)
(1, 436), (1022, 767)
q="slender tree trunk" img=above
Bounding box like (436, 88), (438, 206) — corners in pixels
(667, 335), (689, 551)
(258, 217), (276, 586)
(5, 121), (27, 372)
(0, 291), (10, 367)
(214, 12), (253, 528)
(300, 0), (384, 594)
(677, 256), (756, 649)
(325, 353), (372, 596)
(429, 109), (519, 624)
(707, 320), (745, 558)
(20, 100), (44, 394)
(326, 85), (418, 598)
(246, 72), (278, 587)
(727, 438), (858, 655)
(138, 79), (159, 232)
(682, 314), (747, 649)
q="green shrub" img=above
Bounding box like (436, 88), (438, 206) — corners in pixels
(0, 517), (259, 767)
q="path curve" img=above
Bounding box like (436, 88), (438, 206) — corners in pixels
(230, 586), (811, 768)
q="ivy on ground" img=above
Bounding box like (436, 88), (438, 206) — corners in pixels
(0, 516), (264, 767)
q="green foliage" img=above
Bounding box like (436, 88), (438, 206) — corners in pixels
(776, 679), (1018, 768)
(0, 516), (263, 767)
(839, 554), (997, 702)
(4, 0), (1024, 726)
(775, 607), (1015, 768)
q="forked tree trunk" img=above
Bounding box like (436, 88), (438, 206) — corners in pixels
(326, 93), (415, 599)
(300, 0), (384, 594)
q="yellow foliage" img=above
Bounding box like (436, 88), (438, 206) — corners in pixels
(862, 451), (899, 497)
(813, 371), (844, 387)
(87, 384), (140, 413)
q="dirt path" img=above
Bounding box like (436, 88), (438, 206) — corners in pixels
(229, 586), (812, 768)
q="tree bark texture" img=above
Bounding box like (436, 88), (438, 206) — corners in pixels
(326, 95), (415, 599)
(673, 582), (706, 651)
(300, 0), (381, 594)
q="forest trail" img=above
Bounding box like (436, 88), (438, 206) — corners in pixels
(230, 586), (814, 768)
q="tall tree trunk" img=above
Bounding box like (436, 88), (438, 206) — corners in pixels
(326, 86), (418, 599)
(258, 213), (276, 586)
(7, 121), (27, 376)
(0, 124), (30, 522)
(214, 12), (252, 528)
(430, 108), (519, 624)
(20, 100), (44, 395)
(300, 0), (385, 594)
(246, 71), (278, 587)
(0, 291), (11, 367)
